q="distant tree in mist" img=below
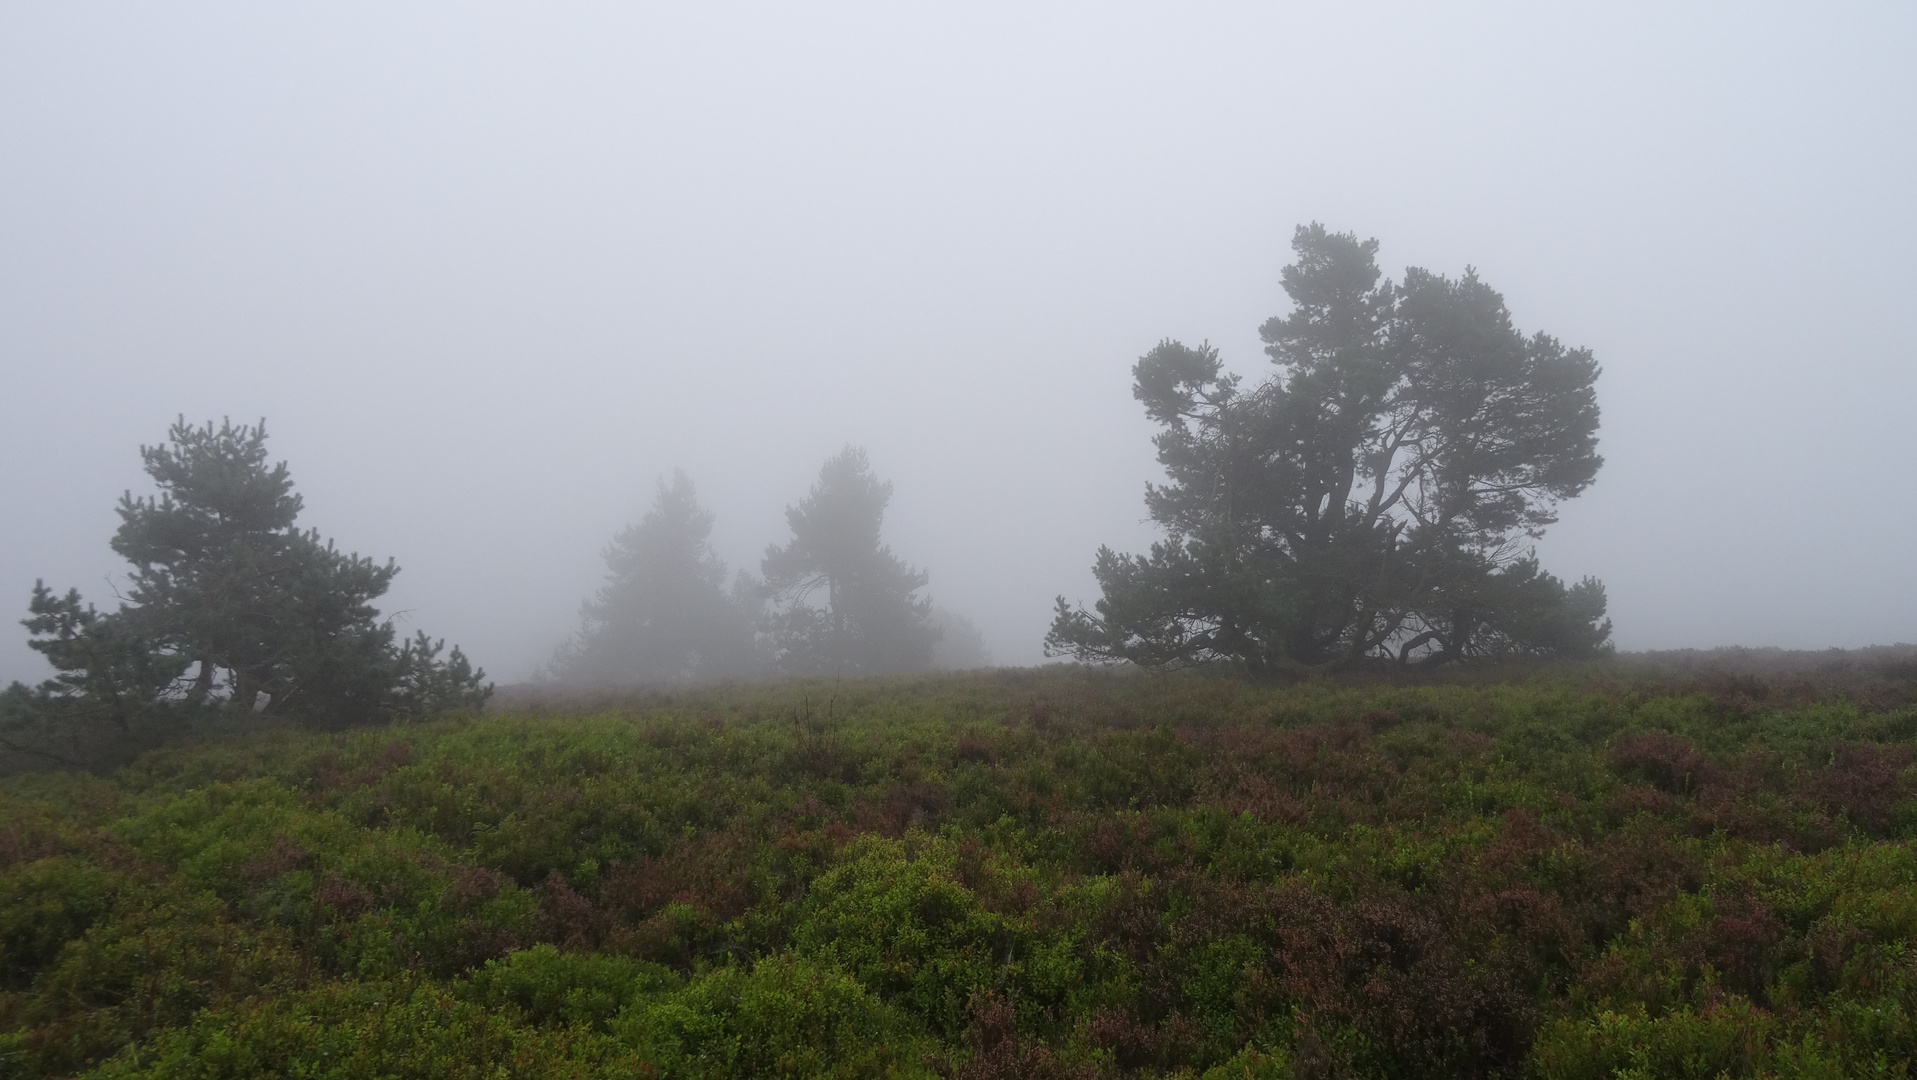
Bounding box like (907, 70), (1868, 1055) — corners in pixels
(762, 447), (938, 676)
(1048, 224), (1610, 672)
(549, 471), (759, 684)
(4, 418), (488, 767)
(930, 606), (993, 670)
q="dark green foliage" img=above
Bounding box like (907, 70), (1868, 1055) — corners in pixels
(762, 447), (938, 675)
(108, 418), (404, 717)
(1049, 225), (1610, 672)
(0, 857), (116, 991)
(390, 630), (493, 719)
(791, 837), (1011, 1037)
(0, 870), (300, 1076)
(616, 953), (932, 1078)
(84, 977), (649, 1079)
(551, 471), (761, 685)
(6, 419), (489, 763)
(459, 945), (678, 1029)
(2, 660), (1916, 1077)
(2, 590), (180, 769)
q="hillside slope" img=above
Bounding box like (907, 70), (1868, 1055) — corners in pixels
(3, 662), (1916, 1078)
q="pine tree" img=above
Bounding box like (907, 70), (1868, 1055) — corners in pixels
(7, 418), (489, 763)
(1048, 225), (1609, 671)
(550, 471), (759, 684)
(106, 418), (402, 716)
(762, 448), (937, 676)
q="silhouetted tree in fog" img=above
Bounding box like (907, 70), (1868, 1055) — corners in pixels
(1048, 224), (1610, 671)
(5, 418), (488, 766)
(930, 606), (993, 670)
(550, 471), (759, 684)
(762, 447), (938, 675)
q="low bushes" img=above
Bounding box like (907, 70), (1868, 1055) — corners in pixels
(1, 665), (1914, 1077)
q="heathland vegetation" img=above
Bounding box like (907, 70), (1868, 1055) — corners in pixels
(4, 659), (1917, 1077)
(6, 226), (1911, 1077)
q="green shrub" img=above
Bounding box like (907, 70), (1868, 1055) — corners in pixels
(792, 836), (1010, 1036)
(1529, 999), (1790, 1080)
(0, 857), (118, 991)
(459, 944), (678, 1029)
(84, 978), (643, 1079)
(614, 952), (933, 1079)
(1, 885), (296, 1078)
(1199, 1045), (1295, 1080)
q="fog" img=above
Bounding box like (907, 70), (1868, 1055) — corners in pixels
(3, 2), (1913, 685)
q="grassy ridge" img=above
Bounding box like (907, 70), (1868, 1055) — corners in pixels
(3, 662), (1916, 1078)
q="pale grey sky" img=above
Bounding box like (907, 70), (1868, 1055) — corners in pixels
(3, 2), (1913, 684)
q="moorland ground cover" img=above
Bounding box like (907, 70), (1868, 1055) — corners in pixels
(4, 654), (1917, 1078)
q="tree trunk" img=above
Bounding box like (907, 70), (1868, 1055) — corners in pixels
(191, 655), (216, 701)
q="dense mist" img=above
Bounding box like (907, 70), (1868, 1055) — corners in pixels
(4, 3), (1914, 686)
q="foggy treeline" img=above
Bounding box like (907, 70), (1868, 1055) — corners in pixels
(5, 4), (1915, 694)
(0, 425), (988, 770)
(546, 446), (991, 688)
(7, 210), (1908, 774)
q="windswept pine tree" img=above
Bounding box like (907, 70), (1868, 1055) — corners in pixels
(761, 447), (938, 676)
(1049, 225), (1610, 672)
(5, 418), (488, 765)
(549, 471), (760, 684)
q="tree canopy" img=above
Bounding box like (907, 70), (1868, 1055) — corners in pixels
(929, 606), (993, 671)
(1048, 224), (1610, 671)
(761, 447), (938, 676)
(549, 471), (759, 684)
(5, 418), (488, 765)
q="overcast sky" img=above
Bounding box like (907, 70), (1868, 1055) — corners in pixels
(3, 2), (1913, 684)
